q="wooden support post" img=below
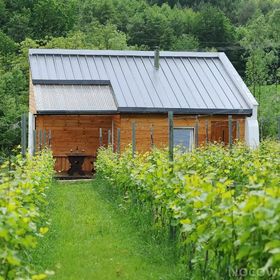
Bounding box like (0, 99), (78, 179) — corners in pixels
(21, 113), (27, 156)
(205, 120), (209, 143)
(150, 125), (154, 149)
(168, 111), (174, 162)
(117, 128), (121, 154)
(33, 130), (36, 155)
(236, 120), (240, 141)
(195, 116), (199, 148)
(99, 128), (103, 147)
(228, 115), (233, 149)
(108, 129), (111, 145)
(132, 121), (136, 158)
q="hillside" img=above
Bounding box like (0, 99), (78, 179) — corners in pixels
(0, 0), (279, 158)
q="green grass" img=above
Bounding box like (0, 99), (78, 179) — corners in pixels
(32, 179), (184, 280)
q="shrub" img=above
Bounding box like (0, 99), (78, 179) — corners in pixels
(0, 150), (54, 280)
(96, 141), (280, 279)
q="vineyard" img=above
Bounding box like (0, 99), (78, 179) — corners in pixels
(96, 141), (280, 279)
(0, 150), (54, 280)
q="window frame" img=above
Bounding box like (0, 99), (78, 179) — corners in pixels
(173, 126), (195, 151)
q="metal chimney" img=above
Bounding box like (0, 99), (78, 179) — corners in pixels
(154, 47), (160, 69)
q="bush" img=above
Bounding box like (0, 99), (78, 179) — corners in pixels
(0, 150), (54, 280)
(96, 141), (280, 279)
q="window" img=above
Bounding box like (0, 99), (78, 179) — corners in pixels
(173, 128), (194, 151)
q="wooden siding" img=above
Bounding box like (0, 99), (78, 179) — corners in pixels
(35, 113), (245, 173)
(35, 115), (113, 172)
(29, 79), (36, 114)
(119, 114), (245, 152)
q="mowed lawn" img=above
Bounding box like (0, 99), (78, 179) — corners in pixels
(32, 180), (183, 280)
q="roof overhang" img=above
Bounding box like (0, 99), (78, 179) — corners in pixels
(118, 107), (252, 116)
(32, 79), (110, 85)
(36, 110), (118, 115)
(35, 108), (252, 116)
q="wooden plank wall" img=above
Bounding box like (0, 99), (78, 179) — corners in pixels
(36, 115), (113, 172)
(29, 77), (36, 114)
(119, 114), (245, 153)
(35, 113), (246, 172)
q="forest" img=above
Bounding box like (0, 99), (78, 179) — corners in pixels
(0, 0), (279, 160)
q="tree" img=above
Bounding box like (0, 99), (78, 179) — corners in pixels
(239, 14), (273, 96)
(31, 0), (77, 38)
(78, 23), (129, 50)
(0, 68), (27, 156)
(0, 0), (6, 26)
(44, 26), (128, 50)
(171, 34), (199, 51)
(127, 5), (174, 49)
(78, 0), (115, 26)
(5, 8), (32, 42)
(0, 30), (17, 55)
(194, 5), (235, 49)
(163, 6), (199, 37)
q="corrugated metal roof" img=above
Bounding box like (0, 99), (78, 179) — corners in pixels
(34, 84), (117, 113)
(29, 49), (257, 115)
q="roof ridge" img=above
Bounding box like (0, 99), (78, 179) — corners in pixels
(29, 48), (221, 58)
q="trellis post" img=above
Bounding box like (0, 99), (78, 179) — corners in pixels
(228, 115), (233, 149)
(39, 129), (42, 151)
(205, 120), (209, 143)
(99, 128), (103, 147)
(108, 129), (111, 145)
(150, 125), (154, 149)
(195, 116), (199, 148)
(117, 128), (121, 154)
(236, 120), (240, 141)
(168, 111), (174, 162)
(132, 121), (136, 157)
(33, 130), (36, 155)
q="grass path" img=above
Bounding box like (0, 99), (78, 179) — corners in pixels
(32, 180), (183, 280)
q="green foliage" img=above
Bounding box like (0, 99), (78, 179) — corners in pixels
(194, 4), (236, 48)
(0, 31), (17, 55)
(239, 12), (279, 101)
(31, 0), (77, 39)
(0, 150), (54, 279)
(96, 142), (280, 279)
(256, 85), (280, 138)
(127, 4), (175, 49)
(171, 34), (199, 51)
(5, 8), (32, 42)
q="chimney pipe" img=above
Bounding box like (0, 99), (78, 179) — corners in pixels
(154, 47), (160, 69)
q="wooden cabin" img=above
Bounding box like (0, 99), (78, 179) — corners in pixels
(28, 49), (259, 177)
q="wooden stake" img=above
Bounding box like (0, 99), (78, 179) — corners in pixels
(150, 125), (154, 149)
(117, 128), (121, 154)
(108, 129), (111, 145)
(99, 128), (103, 147)
(168, 111), (174, 162)
(228, 115), (233, 149)
(195, 116), (199, 148)
(132, 122), (136, 157)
